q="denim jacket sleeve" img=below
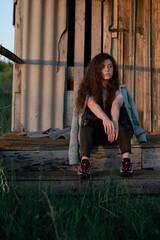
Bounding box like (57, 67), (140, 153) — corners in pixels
(120, 85), (147, 143)
(68, 108), (81, 165)
(68, 96), (90, 165)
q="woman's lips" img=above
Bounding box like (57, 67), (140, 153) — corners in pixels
(104, 73), (110, 77)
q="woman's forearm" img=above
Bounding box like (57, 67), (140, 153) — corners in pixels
(111, 103), (120, 123)
(111, 95), (124, 123)
(87, 97), (109, 121)
(87, 97), (114, 135)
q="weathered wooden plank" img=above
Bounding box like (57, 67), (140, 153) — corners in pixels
(12, 0), (24, 131)
(135, 0), (144, 129)
(1, 144), (141, 172)
(135, 0), (151, 132)
(112, 0), (118, 62)
(10, 170), (160, 181)
(53, 0), (68, 129)
(0, 45), (22, 64)
(12, 93), (22, 131)
(12, 64), (22, 132)
(127, 0), (136, 96)
(142, 146), (160, 170)
(90, 146), (141, 171)
(2, 150), (71, 172)
(73, 67), (84, 102)
(158, 1), (160, 131)
(7, 171), (160, 195)
(74, 0), (85, 66)
(152, 0), (159, 132)
(10, 178), (160, 195)
(91, 0), (101, 58)
(118, 0), (135, 93)
(143, 0), (152, 132)
(13, 1), (24, 58)
(64, 68), (74, 127)
(65, 90), (74, 127)
(54, 67), (67, 129)
(103, 0), (112, 54)
(0, 131), (70, 151)
(118, 31), (124, 83)
(135, 0), (144, 127)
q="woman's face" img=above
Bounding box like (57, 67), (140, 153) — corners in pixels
(101, 59), (113, 81)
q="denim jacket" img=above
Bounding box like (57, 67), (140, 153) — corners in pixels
(68, 84), (147, 165)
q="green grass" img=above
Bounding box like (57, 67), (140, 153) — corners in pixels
(0, 175), (160, 240)
(0, 60), (13, 135)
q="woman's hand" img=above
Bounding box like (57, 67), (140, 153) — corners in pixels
(103, 117), (119, 142)
(113, 121), (119, 141)
(107, 121), (119, 142)
(102, 116), (115, 140)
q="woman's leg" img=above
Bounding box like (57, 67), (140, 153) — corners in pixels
(117, 124), (132, 156)
(117, 107), (133, 175)
(117, 107), (133, 155)
(80, 109), (107, 159)
(78, 109), (97, 174)
(117, 125), (133, 175)
(80, 122), (95, 159)
(79, 108), (106, 174)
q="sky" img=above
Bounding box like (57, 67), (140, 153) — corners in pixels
(0, 0), (15, 62)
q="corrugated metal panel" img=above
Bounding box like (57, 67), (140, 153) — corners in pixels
(13, 0), (68, 132)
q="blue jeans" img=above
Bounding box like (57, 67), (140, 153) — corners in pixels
(80, 107), (133, 158)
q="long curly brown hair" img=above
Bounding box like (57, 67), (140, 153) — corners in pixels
(76, 53), (120, 113)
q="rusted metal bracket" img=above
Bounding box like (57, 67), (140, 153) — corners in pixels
(109, 27), (129, 39)
(109, 27), (129, 32)
(0, 45), (22, 64)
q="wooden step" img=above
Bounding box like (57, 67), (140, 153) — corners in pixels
(5, 170), (160, 195)
(1, 145), (141, 172)
(0, 132), (160, 172)
(1, 132), (160, 194)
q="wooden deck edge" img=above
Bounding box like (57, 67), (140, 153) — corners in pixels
(5, 170), (160, 194)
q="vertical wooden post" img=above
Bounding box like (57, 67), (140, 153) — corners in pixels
(151, 0), (160, 132)
(134, 0), (152, 132)
(74, 0), (85, 67)
(73, 67), (84, 103)
(143, 0), (152, 132)
(135, 0), (145, 130)
(91, 0), (101, 58)
(117, 0), (135, 94)
(64, 67), (74, 127)
(12, 0), (24, 131)
(112, 0), (118, 62)
(157, 0), (160, 131)
(73, 0), (85, 106)
(130, 0), (136, 98)
(119, 31), (124, 83)
(103, 0), (112, 54)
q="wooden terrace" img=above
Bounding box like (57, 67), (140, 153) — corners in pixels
(1, 132), (160, 194)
